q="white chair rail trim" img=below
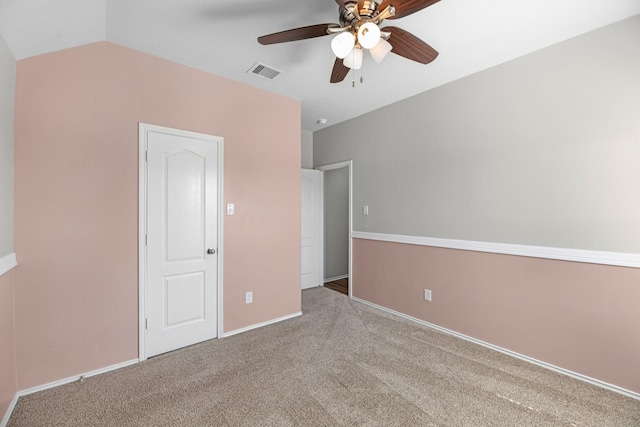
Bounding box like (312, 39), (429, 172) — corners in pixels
(351, 232), (640, 269)
(0, 252), (17, 277)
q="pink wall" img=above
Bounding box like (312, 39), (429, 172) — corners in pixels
(353, 238), (640, 394)
(13, 42), (301, 390)
(0, 269), (17, 419)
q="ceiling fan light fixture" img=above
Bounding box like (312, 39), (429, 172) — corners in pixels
(357, 22), (381, 49)
(343, 47), (363, 70)
(370, 38), (392, 63)
(331, 32), (356, 59)
(256, 0), (442, 84)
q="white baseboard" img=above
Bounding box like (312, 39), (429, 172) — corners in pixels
(351, 296), (640, 401)
(324, 274), (348, 283)
(0, 253), (17, 277)
(2, 311), (301, 424)
(1, 359), (139, 427)
(18, 359), (139, 397)
(1, 393), (19, 427)
(223, 311), (302, 338)
(2, 312), (305, 423)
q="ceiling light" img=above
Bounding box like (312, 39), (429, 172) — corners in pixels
(317, 118), (328, 125)
(370, 39), (392, 63)
(331, 32), (355, 59)
(343, 47), (363, 70)
(357, 22), (381, 49)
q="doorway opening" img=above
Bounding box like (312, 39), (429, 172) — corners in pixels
(316, 161), (353, 298)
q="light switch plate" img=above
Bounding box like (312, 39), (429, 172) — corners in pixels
(227, 203), (235, 215)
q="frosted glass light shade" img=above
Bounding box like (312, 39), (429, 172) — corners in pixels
(370, 38), (392, 63)
(357, 22), (381, 49)
(331, 32), (356, 59)
(344, 47), (363, 69)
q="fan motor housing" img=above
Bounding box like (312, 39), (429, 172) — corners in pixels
(339, 1), (380, 27)
(360, 0), (378, 18)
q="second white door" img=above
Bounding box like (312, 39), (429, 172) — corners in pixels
(144, 125), (220, 358)
(301, 169), (322, 289)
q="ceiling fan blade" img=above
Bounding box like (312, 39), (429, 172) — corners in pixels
(385, 26), (438, 64)
(330, 58), (350, 83)
(258, 24), (335, 45)
(379, 0), (440, 20)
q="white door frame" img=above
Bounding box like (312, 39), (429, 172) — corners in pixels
(316, 161), (353, 298)
(138, 123), (225, 361)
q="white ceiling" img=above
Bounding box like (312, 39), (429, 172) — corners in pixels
(1, 0), (639, 131)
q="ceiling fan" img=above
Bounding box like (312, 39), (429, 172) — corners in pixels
(257, 0), (440, 83)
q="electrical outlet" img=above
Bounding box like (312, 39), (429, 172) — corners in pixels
(245, 292), (253, 304)
(363, 205), (369, 215)
(424, 289), (432, 302)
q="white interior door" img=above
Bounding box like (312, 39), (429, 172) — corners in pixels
(301, 169), (322, 289)
(144, 126), (220, 358)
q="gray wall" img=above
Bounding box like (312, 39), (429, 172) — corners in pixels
(0, 34), (15, 257)
(301, 130), (313, 168)
(323, 167), (349, 279)
(314, 16), (640, 254)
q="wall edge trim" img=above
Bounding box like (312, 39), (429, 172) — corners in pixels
(0, 253), (17, 277)
(223, 311), (302, 338)
(352, 231), (640, 268)
(17, 359), (139, 398)
(351, 296), (640, 401)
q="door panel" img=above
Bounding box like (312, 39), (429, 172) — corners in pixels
(145, 128), (219, 358)
(166, 151), (206, 262)
(165, 272), (205, 326)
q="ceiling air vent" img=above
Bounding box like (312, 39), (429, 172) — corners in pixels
(247, 62), (282, 80)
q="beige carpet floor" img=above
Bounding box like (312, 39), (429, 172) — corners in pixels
(9, 287), (640, 426)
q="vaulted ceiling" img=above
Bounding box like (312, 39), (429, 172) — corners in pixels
(1, 0), (638, 131)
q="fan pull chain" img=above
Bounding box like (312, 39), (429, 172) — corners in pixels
(351, 67), (365, 87)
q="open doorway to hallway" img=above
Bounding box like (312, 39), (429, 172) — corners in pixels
(316, 161), (352, 298)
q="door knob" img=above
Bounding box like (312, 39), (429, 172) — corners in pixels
(207, 248), (216, 255)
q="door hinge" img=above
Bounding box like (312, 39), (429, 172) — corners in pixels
(145, 234), (148, 246)
(145, 318), (148, 330)
(145, 150), (148, 162)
